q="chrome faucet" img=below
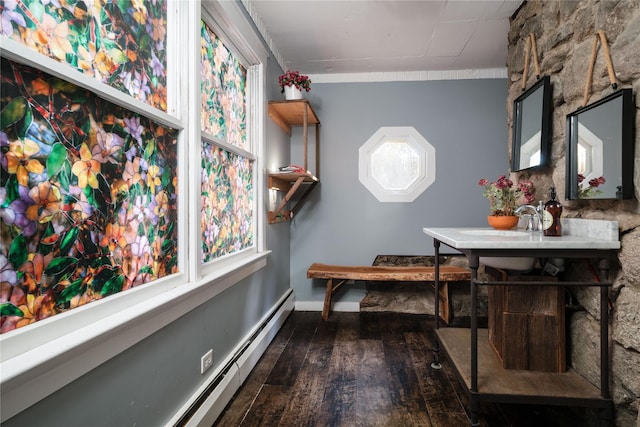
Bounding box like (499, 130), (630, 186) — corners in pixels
(515, 204), (542, 232)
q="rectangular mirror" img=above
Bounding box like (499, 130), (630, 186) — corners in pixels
(511, 76), (552, 172)
(565, 89), (634, 200)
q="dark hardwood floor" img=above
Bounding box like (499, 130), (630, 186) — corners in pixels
(214, 311), (590, 427)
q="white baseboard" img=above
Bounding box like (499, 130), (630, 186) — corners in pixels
(294, 300), (360, 313)
(235, 295), (293, 384)
(185, 363), (240, 427)
(168, 289), (294, 427)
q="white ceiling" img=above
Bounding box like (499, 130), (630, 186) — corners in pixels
(245, 0), (524, 77)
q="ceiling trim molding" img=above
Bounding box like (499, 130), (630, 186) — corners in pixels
(309, 68), (508, 83)
(242, 0), (287, 72)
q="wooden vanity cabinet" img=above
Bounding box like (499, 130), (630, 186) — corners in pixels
(486, 272), (565, 372)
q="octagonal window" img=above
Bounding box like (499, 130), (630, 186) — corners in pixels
(359, 127), (435, 202)
(370, 141), (421, 190)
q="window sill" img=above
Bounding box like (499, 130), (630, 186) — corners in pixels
(0, 251), (270, 423)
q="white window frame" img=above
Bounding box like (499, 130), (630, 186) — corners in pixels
(577, 122), (604, 184)
(194, 2), (267, 281)
(519, 130), (542, 169)
(0, 1), (269, 422)
(359, 126), (436, 202)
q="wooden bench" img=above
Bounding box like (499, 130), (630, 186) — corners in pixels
(306, 263), (471, 322)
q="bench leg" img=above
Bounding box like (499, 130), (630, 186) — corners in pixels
(322, 279), (333, 321)
(431, 281), (452, 325)
(440, 282), (451, 324)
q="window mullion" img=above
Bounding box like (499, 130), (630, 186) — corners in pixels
(0, 38), (182, 131)
(201, 132), (256, 161)
(188, 2), (204, 283)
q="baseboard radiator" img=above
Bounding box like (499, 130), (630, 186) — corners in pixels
(169, 289), (294, 427)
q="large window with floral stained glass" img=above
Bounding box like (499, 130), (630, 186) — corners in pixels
(0, 0), (181, 334)
(200, 20), (255, 264)
(1, 1), (268, 419)
(0, 58), (179, 333)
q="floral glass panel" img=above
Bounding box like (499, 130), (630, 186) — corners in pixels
(1, 0), (168, 111)
(0, 58), (178, 333)
(201, 143), (253, 262)
(200, 21), (246, 149)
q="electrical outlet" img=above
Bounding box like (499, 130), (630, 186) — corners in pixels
(201, 349), (213, 374)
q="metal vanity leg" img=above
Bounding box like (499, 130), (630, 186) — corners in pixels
(431, 239), (442, 370)
(600, 405), (613, 427)
(599, 257), (613, 427)
(470, 399), (480, 427)
(469, 255), (480, 426)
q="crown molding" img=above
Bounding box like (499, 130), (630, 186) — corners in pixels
(241, 0), (286, 71)
(308, 68), (508, 83)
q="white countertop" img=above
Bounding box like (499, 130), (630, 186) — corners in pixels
(422, 226), (620, 250)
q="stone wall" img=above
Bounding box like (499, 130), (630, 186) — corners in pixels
(507, 2), (640, 425)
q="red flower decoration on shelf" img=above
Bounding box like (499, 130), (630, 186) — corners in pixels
(278, 70), (311, 93)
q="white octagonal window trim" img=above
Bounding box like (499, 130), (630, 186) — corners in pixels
(359, 126), (436, 202)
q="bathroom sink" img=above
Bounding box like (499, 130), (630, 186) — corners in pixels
(480, 256), (536, 272)
(457, 230), (536, 270)
(459, 229), (529, 237)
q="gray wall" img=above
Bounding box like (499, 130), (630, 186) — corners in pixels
(291, 79), (509, 303)
(3, 56), (291, 427)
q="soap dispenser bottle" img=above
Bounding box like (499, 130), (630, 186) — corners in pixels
(543, 187), (562, 236)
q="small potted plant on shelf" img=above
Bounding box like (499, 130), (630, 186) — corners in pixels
(279, 70), (311, 100)
(478, 175), (535, 229)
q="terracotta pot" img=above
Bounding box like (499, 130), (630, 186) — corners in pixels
(487, 215), (519, 230)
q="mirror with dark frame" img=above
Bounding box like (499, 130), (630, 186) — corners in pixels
(565, 88), (634, 200)
(511, 76), (552, 172)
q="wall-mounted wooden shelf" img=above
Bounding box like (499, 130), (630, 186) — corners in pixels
(268, 172), (319, 223)
(267, 100), (320, 224)
(268, 100), (319, 136)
